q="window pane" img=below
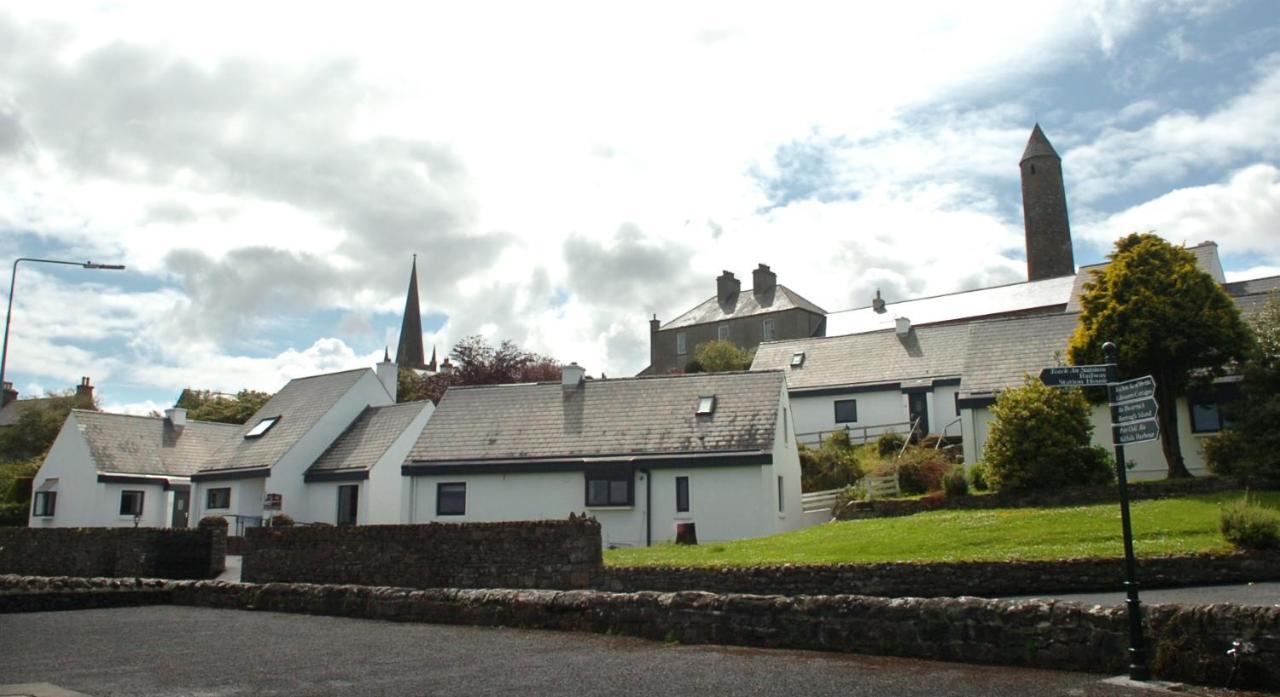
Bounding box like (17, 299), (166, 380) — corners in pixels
(676, 332), (687, 355)
(834, 399), (857, 423)
(338, 485), (359, 524)
(120, 491), (143, 516)
(437, 483), (466, 516)
(763, 319), (775, 341)
(587, 480), (609, 506)
(1191, 401), (1220, 433)
(609, 479), (630, 505)
(207, 488), (230, 509)
(676, 477), (689, 513)
(718, 325), (729, 340)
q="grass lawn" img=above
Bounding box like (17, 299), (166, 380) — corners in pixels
(604, 490), (1280, 567)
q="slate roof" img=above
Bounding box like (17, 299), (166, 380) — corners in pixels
(1066, 242), (1226, 312)
(71, 410), (240, 478)
(1225, 274), (1280, 299)
(661, 285), (826, 330)
(957, 313), (1081, 399)
(408, 371), (785, 464)
(308, 401), (431, 474)
(200, 368), (370, 473)
(751, 323), (971, 391)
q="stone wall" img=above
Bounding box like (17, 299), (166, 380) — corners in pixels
(242, 518), (601, 589)
(598, 552), (1280, 598)
(1, 574), (1275, 690)
(0, 527), (226, 580)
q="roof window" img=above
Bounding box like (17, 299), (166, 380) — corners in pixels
(790, 351), (805, 367)
(696, 396), (716, 416)
(244, 416), (280, 439)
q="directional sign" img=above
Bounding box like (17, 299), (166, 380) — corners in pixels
(1114, 375), (1156, 404)
(1040, 364), (1110, 387)
(1113, 419), (1160, 445)
(1114, 397), (1158, 424)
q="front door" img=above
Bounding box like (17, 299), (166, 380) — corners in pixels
(171, 487), (190, 528)
(907, 393), (929, 440)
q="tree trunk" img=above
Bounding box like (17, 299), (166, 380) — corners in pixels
(1155, 370), (1192, 479)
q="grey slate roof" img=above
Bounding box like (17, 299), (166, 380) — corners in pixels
(661, 285), (826, 330)
(957, 312), (1081, 398)
(72, 410), (239, 477)
(0, 397), (51, 427)
(1225, 274), (1280, 299)
(751, 322), (971, 391)
(200, 368), (370, 473)
(408, 371), (785, 464)
(308, 401), (430, 474)
(1066, 242), (1226, 312)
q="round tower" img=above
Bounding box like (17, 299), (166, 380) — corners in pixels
(1020, 124), (1075, 281)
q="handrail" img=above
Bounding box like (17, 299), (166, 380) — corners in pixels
(896, 417), (919, 459)
(795, 420), (914, 449)
(935, 417), (963, 449)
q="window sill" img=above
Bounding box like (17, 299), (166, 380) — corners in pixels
(586, 505), (634, 511)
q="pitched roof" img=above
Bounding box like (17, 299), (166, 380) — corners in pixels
(826, 275), (1075, 337)
(199, 368), (370, 473)
(0, 397), (54, 427)
(308, 401), (431, 474)
(1225, 274), (1280, 299)
(1020, 124), (1060, 163)
(661, 285), (826, 331)
(71, 410), (239, 478)
(1066, 241), (1226, 312)
(408, 371), (785, 464)
(751, 322), (971, 391)
(958, 312), (1081, 398)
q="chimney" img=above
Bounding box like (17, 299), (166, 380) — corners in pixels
(895, 317), (911, 337)
(716, 271), (740, 305)
(752, 264), (777, 296)
(649, 315), (661, 371)
(872, 289), (886, 314)
(2, 381), (16, 408)
(165, 407), (187, 430)
(561, 362), (585, 392)
(75, 377), (93, 405)
(376, 348), (398, 401)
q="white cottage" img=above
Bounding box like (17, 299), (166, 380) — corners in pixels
(401, 367), (804, 547)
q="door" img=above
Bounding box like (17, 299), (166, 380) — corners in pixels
(171, 486), (190, 528)
(908, 392), (929, 441)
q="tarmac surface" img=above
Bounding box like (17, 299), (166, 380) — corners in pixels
(0, 606), (1265, 697)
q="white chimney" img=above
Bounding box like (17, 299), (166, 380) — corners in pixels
(165, 407), (187, 429)
(895, 317), (911, 337)
(376, 350), (398, 402)
(562, 362), (585, 392)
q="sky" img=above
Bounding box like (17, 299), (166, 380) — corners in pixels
(1, 1), (1278, 415)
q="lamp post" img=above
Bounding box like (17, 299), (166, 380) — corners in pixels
(1, 258), (127, 406)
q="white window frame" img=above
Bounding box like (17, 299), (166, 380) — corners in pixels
(717, 325), (730, 341)
(676, 332), (687, 355)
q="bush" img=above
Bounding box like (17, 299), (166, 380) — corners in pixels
(876, 432), (906, 458)
(197, 515), (228, 529)
(1220, 498), (1280, 551)
(799, 431), (865, 492)
(266, 513), (295, 527)
(832, 483), (865, 514)
(968, 462), (990, 491)
(895, 446), (953, 495)
(984, 377), (1114, 492)
(942, 466), (969, 497)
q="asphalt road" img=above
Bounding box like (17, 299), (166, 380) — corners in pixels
(0, 606), (1262, 697)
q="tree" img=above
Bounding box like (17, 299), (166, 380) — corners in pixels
(1205, 293), (1280, 484)
(983, 376), (1112, 492)
(692, 340), (753, 372)
(0, 389), (97, 525)
(175, 389), (273, 425)
(398, 335), (561, 404)
(1067, 233), (1252, 479)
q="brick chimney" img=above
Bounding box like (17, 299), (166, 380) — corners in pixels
(75, 377), (93, 406)
(1, 381), (16, 408)
(752, 264), (777, 296)
(716, 271), (740, 305)
(872, 289), (886, 314)
(649, 315), (661, 370)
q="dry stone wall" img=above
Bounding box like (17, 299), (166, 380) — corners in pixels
(0, 527), (226, 579)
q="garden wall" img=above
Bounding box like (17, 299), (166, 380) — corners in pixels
(0, 526), (226, 580)
(242, 518), (601, 589)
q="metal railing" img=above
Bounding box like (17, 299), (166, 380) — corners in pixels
(226, 514), (263, 537)
(935, 417), (963, 449)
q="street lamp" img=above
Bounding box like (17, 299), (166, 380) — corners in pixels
(0, 257), (127, 407)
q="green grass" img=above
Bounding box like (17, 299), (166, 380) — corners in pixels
(605, 491), (1280, 567)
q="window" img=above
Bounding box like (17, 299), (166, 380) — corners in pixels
(717, 325), (729, 341)
(834, 399), (857, 424)
(777, 476), (784, 512)
(790, 351), (805, 368)
(675, 476), (690, 513)
(119, 490), (144, 516)
(676, 332), (687, 355)
(33, 492), (56, 517)
(1189, 384), (1239, 434)
(337, 484), (359, 525)
(244, 416), (279, 438)
(696, 396), (716, 415)
(585, 473), (632, 507)
(206, 487), (231, 510)
(762, 318), (776, 341)
(437, 482), (466, 516)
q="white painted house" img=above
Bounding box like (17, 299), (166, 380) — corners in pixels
(401, 367), (804, 547)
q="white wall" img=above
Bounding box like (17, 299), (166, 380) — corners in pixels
(28, 413), (98, 527)
(367, 402), (432, 525)
(790, 390), (909, 445)
(772, 384), (805, 531)
(192, 477), (266, 533)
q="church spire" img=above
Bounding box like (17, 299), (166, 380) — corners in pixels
(395, 255), (427, 370)
(427, 346), (438, 372)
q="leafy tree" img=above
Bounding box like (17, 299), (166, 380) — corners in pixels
(398, 335), (561, 404)
(176, 389), (273, 425)
(0, 388), (97, 525)
(983, 376), (1113, 492)
(692, 340), (753, 372)
(1067, 233), (1252, 479)
(1205, 293), (1280, 485)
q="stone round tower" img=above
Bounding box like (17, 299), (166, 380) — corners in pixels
(1020, 124), (1075, 281)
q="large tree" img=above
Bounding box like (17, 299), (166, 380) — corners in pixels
(175, 388), (273, 425)
(399, 335), (561, 404)
(1067, 233), (1252, 478)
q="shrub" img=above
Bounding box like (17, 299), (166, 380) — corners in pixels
(197, 515), (228, 529)
(800, 431), (865, 492)
(984, 377), (1114, 492)
(968, 461), (990, 491)
(876, 432), (906, 458)
(267, 513), (295, 527)
(1220, 498), (1280, 551)
(895, 446), (952, 494)
(942, 466), (969, 497)
(832, 483), (865, 514)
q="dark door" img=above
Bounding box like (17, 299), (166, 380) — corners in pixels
(908, 393), (929, 440)
(337, 485), (359, 525)
(171, 487), (190, 528)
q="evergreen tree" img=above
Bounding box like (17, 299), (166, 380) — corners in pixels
(1205, 293), (1280, 484)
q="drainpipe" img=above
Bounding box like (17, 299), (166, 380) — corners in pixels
(640, 468), (652, 547)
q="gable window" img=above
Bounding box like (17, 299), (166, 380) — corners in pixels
(337, 484), (359, 525)
(437, 482), (466, 516)
(1189, 383), (1240, 434)
(586, 473), (632, 507)
(244, 416), (280, 438)
(676, 332), (687, 355)
(834, 399), (858, 424)
(33, 491), (56, 517)
(675, 476), (690, 513)
(717, 325), (730, 341)
(206, 487), (231, 510)
(762, 318), (776, 341)
(790, 352), (805, 368)
(119, 490), (145, 517)
(696, 396), (716, 415)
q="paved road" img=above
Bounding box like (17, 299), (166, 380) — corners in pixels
(0, 606), (1261, 697)
(1005, 582), (1280, 607)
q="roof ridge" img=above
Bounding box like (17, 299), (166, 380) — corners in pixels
(449, 369), (784, 391)
(757, 320), (971, 348)
(72, 408), (241, 428)
(284, 367), (371, 382)
(831, 275), (1074, 314)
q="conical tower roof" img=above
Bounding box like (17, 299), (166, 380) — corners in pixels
(395, 256), (427, 370)
(1020, 124), (1060, 163)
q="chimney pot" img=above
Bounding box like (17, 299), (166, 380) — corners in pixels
(872, 289), (886, 314)
(75, 377), (94, 405)
(752, 264), (777, 297)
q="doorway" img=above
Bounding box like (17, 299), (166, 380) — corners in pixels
(171, 486), (190, 528)
(907, 392), (929, 441)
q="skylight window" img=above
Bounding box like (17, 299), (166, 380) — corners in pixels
(696, 396), (716, 415)
(244, 417), (279, 439)
(790, 352), (805, 367)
